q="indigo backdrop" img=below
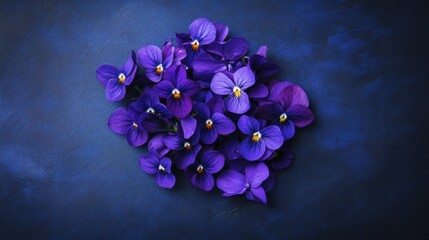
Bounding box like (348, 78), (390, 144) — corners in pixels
(1, 0), (428, 239)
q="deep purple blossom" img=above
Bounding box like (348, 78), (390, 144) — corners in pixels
(163, 128), (201, 170)
(140, 155), (175, 189)
(210, 66), (256, 114)
(108, 107), (148, 147)
(138, 44), (173, 83)
(154, 65), (200, 118)
(176, 18), (217, 67)
(185, 150), (225, 191)
(216, 162), (269, 204)
(129, 87), (172, 132)
(255, 85), (314, 140)
(193, 101), (235, 144)
(237, 115), (284, 161)
(96, 51), (137, 101)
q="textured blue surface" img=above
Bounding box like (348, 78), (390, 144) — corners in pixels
(1, 0), (428, 239)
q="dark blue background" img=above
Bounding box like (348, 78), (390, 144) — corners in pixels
(1, 0), (428, 239)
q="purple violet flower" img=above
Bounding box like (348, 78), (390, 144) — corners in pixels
(154, 65), (200, 119)
(129, 87), (172, 132)
(237, 115), (284, 161)
(210, 66), (256, 114)
(216, 162), (269, 204)
(185, 150), (225, 191)
(139, 155), (175, 189)
(255, 85), (314, 140)
(138, 44), (173, 83)
(176, 18), (217, 67)
(96, 51), (137, 101)
(108, 107), (148, 147)
(193, 101), (236, 144)
(163, 128), (201, 170)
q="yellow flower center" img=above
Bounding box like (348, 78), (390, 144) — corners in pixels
(158, 165), (166, 172)
(233, 86), (242, 97)
(156, 64), (163, 75)
(146, 108), (155, 114)
(197, 165), (204, 174)
(184, 142), (191, 151)
(172, 88), (181, 99)
(252, 131), (262, 142)
(118, 73), (126, 84)
(279, 113), (287, 123)
(205, 119), (213, 129)
(191, 40), (199, 51)
(132, 122), (138, 128)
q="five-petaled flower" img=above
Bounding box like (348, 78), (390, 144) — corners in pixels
(140, 155), (175, 189)
(255, 84), (314, 140)
(216, 162), (270, 204)
(210, 66), (256, 114)
(96, 51), (137, 101)
(185, 150), (225, 191)
(237, 115), (284, 161)
(154, 65), (200, 119)
(108, 107), (148, 147)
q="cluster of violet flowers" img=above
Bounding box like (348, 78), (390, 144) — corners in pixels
(96, 18), (314, 204)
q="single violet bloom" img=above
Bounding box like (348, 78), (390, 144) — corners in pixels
(255, 85), (314, 140)
(129, 87), (172, 132)
(139, 154), (175, 189)
(108, 107), (148, 147)
(176, 18), (216, 67)
(138, 44), (174, 82)
(185, 150), (225, 191)
(163, 128), (201, 170)
(210, 66), (256, 114)
(193, 101), (236, 144)
(237, 115), (284, 161)
(216, 162), (269, 204)
(96, 51), (137, 101)
(154, 65), (200, 119)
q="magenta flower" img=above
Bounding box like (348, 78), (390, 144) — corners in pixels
(138, 44), (174, 83)
(163, 128), (201, 170)
(237, 115), (283, 161)
(210, 66), (255, 114)
(139, 155), (175, 189)
(154, 65), (200, 118)
(176, 18), (217, 67)
(255, 85), (314, 140)
(96, 51), (137, 101)
(216, 162), (269, 204)
(108, 107), (148, 147)
(185, 150), (225, 191)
